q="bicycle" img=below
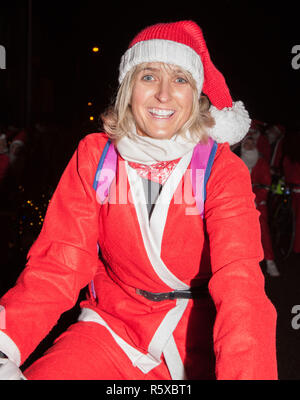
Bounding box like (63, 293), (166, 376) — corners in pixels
(268, 178), (295, 261)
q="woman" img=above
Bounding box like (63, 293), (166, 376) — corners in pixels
(0, 20), (277, 380)
(240, 135), (280, 277)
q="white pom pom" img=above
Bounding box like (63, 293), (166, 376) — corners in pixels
(208, 101), (251, 145)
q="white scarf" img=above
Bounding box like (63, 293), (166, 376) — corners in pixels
(116, 128), (199, 165)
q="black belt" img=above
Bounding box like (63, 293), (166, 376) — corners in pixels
(136, 285), (208, 302)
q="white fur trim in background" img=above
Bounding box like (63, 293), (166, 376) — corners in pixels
(208, 101), (251, 145)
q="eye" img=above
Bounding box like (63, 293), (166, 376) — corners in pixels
(142, 74), (155, 81)
(175, 76), (188, 84)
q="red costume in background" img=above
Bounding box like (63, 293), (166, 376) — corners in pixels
(257, 134), (271, 163)
(283, 156), (300, 253)
(270, 136), (284, 171)
(251, 157), (274, 260)
(0, 129), (27, 185)
(0, 154), (9, 185)
(0, 134), (9, 185)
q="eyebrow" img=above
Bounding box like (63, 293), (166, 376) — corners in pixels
(141, 67), (159, 72)
(141, 66), (186, 75)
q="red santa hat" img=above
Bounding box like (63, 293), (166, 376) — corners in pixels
(11, 130), (26, 146)
(119, 20), (251, 145)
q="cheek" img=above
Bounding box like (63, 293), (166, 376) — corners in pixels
(131, 83), (151, 109)
(176, 86), (193, 104)
(131, 91), (144, 122)
(178, 91), (194, 118)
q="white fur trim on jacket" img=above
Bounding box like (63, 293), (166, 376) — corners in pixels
(0, 330), (21, 366)
(208, 101), (251, 145)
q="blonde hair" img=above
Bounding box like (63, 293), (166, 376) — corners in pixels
(100, 62), (215, 142)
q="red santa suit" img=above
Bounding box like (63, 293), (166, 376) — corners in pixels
(257, 134), (271, 163)
(270, 136), (284, 171)
(0, 154), (9, 185)
(250, 158), (274, 261)
(0, 133), (278, 380)
(5, 128), (27, 146)
(0, 134), (9, 185)
(266, 124), (286, 175)
(283, 156), (300, 253)
(0, 130), (27, 183)
(8, 130), (26, 165)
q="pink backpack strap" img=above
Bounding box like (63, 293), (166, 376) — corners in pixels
(190, 137), (218, 218)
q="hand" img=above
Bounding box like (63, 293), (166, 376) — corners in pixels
(0, 356), (27, 380)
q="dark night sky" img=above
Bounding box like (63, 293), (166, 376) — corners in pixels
(1, 0), (300, 131)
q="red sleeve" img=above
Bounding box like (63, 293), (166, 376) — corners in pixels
(0, 133), (106, 364)
(205, 144), (277, 380)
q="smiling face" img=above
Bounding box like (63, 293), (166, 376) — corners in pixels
(130, 62), (194, 139)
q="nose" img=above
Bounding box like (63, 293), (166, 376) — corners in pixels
(155, 78), (171, 103)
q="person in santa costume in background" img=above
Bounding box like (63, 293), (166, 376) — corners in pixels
(0, 20), (277, 380)
(248, 120), (271, 163)
(283, 132), (300, 254)
(231, 119), (270, 163)
(265, 123), (285, 177)
(0, 134), (9, 186)
(0, 127), (27, 186)
(8, 129), (26, 166)
(241, 135), (280, 277)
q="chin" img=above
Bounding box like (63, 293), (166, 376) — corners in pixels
(146, 130), (176, 140)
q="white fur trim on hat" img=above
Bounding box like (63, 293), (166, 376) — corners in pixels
(119, 39), (204, 95)
(208, 101), (251, 145)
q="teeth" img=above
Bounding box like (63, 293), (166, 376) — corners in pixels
(149, 108), (175, 117)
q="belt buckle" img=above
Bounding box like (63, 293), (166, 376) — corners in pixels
(136, 285), (208, 302)
(136, 288), (171, 302)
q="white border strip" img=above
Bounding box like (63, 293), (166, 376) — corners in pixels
(78, 308), (159, 373)
(163, 330), (187, 380)
(126, 154), (191, 290)
(149, 150), (193, 253)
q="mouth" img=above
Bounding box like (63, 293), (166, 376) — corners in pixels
(148, 108), (175, 119)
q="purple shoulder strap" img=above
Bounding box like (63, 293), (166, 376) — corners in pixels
(94, 141), (118, 203)
(190, 137), (216, 218)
